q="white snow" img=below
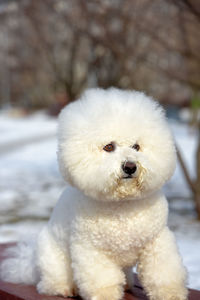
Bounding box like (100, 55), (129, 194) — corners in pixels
(0, 110), (57, 155)
(0, 111), (199, 290)
(0, 111), (65, 238)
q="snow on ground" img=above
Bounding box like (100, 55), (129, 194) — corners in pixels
(0, 111), (65, 241)
(0, 110), (57, 155)
(0, 111), (200, 289)
(168, 199), (200, 290)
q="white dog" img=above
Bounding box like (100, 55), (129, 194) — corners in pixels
(1, 88), (188, 300)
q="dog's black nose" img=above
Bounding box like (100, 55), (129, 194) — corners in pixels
(122, 161), (137, 175)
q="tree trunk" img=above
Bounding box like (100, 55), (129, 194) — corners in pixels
(194, 193), (200, 220)
(195, 122), (200, 219)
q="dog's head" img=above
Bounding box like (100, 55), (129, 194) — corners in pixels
(58, 88), (176, 201)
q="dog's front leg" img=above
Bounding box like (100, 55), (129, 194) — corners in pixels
(36, 227), (75, 297)
(70, 241), (125, 300)
(137, 227), (188, 300)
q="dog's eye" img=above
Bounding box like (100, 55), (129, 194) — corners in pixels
(132, 144), (140, 151)
(103, 143), (115, 152)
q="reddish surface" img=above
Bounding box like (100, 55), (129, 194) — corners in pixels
(0, 244), (199, 300)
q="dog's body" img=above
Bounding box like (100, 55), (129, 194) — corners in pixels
(1, 88), (188, 300)
(49, 188), (167, 267)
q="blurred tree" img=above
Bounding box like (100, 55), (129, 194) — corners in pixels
(0, 0), (194, 108)
(22, 0), (92, 102)
(165, 0), (200, 219)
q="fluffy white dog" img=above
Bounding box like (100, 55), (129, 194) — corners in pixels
(1, 88), (188, 300)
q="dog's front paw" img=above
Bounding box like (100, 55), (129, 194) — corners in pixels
(91, 284), (124, 300)
(37, 280), (77, 297)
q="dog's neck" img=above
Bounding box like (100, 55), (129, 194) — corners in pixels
(86, 189), (163, 210)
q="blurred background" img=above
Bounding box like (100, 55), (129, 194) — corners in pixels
(0, 0), (200, 290)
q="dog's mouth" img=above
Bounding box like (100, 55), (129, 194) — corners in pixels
(122, 175), (133, 179)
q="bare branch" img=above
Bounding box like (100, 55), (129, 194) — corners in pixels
(176, 144), (197, 194)
(172, 0), (200, 20)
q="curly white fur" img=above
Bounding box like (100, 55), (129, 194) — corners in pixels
(0, 88), (188, 300)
